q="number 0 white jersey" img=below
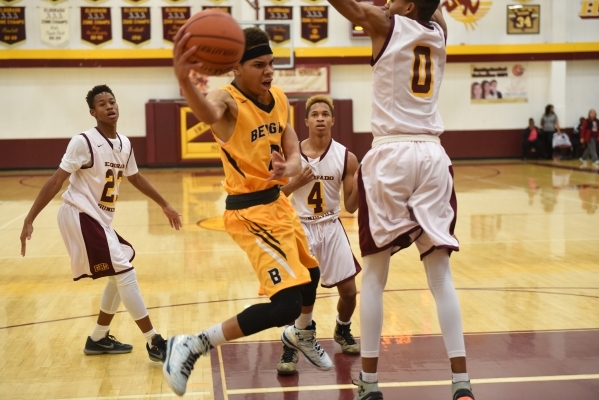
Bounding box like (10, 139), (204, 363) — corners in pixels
(61, 128), (134, 227)
(290, 139), (348, 224)
(371, 15), (446, 138)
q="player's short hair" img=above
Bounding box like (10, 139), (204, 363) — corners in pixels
(414, 0), (440, 21)
(305, 95), (334, 118)
(243, 27), (270, 51)
(86, 85), (115, 109)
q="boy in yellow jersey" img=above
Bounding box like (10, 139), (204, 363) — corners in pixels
(162, 27), (333, 396)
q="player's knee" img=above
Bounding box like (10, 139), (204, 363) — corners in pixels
(270, 287), (302, 326)
(337, 279), (357, 301)
(299, 267), (320, 307)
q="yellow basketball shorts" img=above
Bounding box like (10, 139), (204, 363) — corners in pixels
(223, 195), (319, 298)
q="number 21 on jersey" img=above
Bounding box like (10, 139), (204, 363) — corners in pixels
(307, 181), (326, 214)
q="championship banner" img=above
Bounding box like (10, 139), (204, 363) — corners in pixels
(264, 6), (292, 44)
(122, 7), (151, 45)
(267, 0), (290, 4)
(201, 6), (231, 14)
(470, 64), (528, 103)
(40, 6), (69, 47)
(124, 0), (149, 4)
(42, 0), (68, 4)
(162, 6), (189, 43)
(301, 6), (328, 44)
(81, 7), (112, 46)
(0, 7), (26, 46)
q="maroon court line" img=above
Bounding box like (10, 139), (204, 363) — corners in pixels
(1, 287), (597, 331)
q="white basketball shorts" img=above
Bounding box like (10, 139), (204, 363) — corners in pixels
(302, 218), (361, 288)
(57, 203), (135, 280)
(357, 141), (459, 259)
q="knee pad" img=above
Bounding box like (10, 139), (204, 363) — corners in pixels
(299, 267), (320, 307)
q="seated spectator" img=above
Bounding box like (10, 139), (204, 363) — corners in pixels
(580, 109), (599, 166)
(552, 131), (572, 160)
(522, 118), (541, 160)
(571, 117), (584, 158)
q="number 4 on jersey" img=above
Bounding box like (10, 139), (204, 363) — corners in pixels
(307, 181), (325, 214)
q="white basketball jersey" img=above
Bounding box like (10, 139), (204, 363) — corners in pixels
(62, 128), (133, 227)
(371, 15), (446, 137)
(290, 139), (348, 224)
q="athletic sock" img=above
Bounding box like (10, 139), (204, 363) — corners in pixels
(90, 323), (110, 342)
(361, 371), (378, 383)
(143, 328), (158, 346)
(198, 323), (227, 348)
(336, 316), (351, 325)
(452, 372), (470, 383)
(295, 312), (313, 330)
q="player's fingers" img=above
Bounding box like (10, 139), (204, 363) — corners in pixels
(174, 27), (186, 44)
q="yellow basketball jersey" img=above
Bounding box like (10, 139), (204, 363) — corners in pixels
(215, 83), (289, 195)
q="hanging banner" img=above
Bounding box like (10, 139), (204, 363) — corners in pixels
(122, 7), (151, 45)
(84, 0), (109, 4)
(301, 5), (328, 44)
(162, 6), (189, 43)
(206, 0), (229, 4)
(0, 7), (26, 46)
(264, 6), (292, 44)
(351, 0), (386, 38)
(124, 0), (149, 4)
(201, 6), (231, 14)
(40, 6), (69, 47)
(470, 64), (528, 103)
(81, 7), (112, 46)
(42, 0), (68, 4)
(267, 0), (290, 4)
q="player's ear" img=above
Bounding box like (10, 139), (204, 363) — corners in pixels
(304, 118), (309, 127)
(89, 109), (96, 118)
(232, 63), (242, 76)
(331, 116), (335, 126)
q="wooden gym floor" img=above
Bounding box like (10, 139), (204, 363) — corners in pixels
(1, 160), (598, 399)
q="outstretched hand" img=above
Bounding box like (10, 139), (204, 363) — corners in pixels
(162, 204), (182, 230)
(20, 220), (33, 257)
(173, 30), (203, 82)
(267, 151), (287, 182)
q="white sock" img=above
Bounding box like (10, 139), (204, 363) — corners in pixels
(361, 371), (378, 383)
(143, 328), (158, 346)
(336, 316), (351, 325)
(199, 323), (227, 348)
(90, 324), (110, 342)
(295, 312), (313, 330)
(452, 372), (470, 383)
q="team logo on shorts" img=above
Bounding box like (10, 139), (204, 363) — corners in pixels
(93, 263), (110, 272)
(267, 268), (282, 285)
(442, 0), (492, 30)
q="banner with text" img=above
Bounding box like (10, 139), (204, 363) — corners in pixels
(301, 6), (328, 44)
(81, 7), (112, 46)
(0, 7), (26, 46)
(122, 7), (150, 45)
(162, 6), (189, 43)
(470, 64), (528, 104)
(40, 6), (69, 47)
(264, 6), (292, 44)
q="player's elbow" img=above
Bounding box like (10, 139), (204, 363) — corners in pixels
(345, 201), (358, 214)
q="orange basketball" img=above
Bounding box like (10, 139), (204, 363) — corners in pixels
(179, 10), (245, 76)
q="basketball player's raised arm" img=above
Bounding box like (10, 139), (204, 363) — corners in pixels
(431, 3), (448, 39)
(342, 152), (360, 214)
(326, 0), (389, 42)
(20, 168), (71, 256)
(173, 31), (229, 126)
(268, 101), (302, 181)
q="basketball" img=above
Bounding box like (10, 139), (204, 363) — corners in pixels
(179, 10), (245, 76)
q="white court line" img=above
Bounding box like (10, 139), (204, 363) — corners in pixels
(226, 374), (599, 394)
(0, 212), (27, 230)
(52, 391), (211, 400)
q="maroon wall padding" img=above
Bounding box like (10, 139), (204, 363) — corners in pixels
(441, 129), (523, 159)
(145, 100), (183, 167)
(0, 137), (147, 170)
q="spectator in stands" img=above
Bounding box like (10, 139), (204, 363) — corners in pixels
(571, 117), (584, 159)
(552, 131), (572, 160)
(540, 104), (561, 160)
(522, 118), (541, 160)
(580, 109), (599, 166)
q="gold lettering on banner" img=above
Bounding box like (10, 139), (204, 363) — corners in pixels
(93, 263), (110, 272)
(300, 6), (328, 44)
(0, 7), (26, 45)
(579, 1), (599, 18)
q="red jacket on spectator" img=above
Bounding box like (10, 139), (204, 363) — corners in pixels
(581, 118), (599, 142)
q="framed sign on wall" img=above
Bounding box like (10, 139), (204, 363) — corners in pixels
(507, 4), (540, 34)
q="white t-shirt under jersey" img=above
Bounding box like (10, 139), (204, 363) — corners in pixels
(60, 128), (137, 227)
(371, 15), (446, 138)
(290, 139), (348, 224)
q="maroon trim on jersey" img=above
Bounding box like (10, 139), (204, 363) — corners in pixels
(78, 213), (117, 280)
(125, 148), (134, 171)
(79, 133), (94, 169)
(116, 133), (123, 152)
(416, 20), (434, 30)
(299, 139), (310, 162)
(115, 231), (136, 262)
(341, 148), (349, 181)
(319, 139), (333, 161)
(94, 127), (114, 149)
(320, 218), (362, 288)
(371, 15), (395, 66)
(357, 167), (423, 256)
(419, 244), (459, 260)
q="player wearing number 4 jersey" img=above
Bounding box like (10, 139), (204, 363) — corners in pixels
(276, 95), (361, 375)
(326, 0), (474, 400)
(20, 85), (181, 363)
